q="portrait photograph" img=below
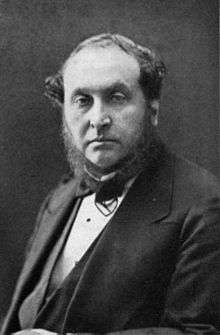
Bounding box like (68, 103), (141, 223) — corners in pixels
(0, 1), (219, 334)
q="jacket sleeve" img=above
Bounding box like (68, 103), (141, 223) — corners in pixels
(99, 196), (219, 335)
(0, 191), (54, 335)
(111, 200), (218, 335)
(115, 197), (220, 334)
(160, 197), (220, 333)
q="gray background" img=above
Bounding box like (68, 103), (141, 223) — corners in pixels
(0, 0), (219, 319)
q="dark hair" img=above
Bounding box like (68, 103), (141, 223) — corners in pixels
(44, 33), (166, 107)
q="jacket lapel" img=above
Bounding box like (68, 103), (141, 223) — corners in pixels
(1, 177), (88, 334)
(17, 180), (83, 296)
(63, 149), (175, 332)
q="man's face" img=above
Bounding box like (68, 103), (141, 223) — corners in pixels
(63, 45), (156, 171)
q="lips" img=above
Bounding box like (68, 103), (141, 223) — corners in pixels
(88, 137), (116, 144)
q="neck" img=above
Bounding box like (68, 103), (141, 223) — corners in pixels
(83, 164), (117, 182)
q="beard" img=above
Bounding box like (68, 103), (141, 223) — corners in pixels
(62, 116), (161, 193)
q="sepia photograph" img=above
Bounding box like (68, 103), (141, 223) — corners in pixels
(0, 1), (219, 334)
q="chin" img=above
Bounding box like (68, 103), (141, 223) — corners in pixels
(89, 160), (115, 170)
(87, 155), (120, 172)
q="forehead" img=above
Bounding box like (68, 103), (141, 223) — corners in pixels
(63, 45), (141, 93)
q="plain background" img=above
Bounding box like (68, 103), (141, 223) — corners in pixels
(0, 0), (219, 320)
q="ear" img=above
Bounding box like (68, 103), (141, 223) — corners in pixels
(149, 100), (159, 126)
(44, 73), (64, 108)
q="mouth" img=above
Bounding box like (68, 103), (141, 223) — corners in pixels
(86, 138), (118, 151)
(88, 137), (117, 144)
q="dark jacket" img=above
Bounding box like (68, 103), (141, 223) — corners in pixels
(2, 147), (220, 335)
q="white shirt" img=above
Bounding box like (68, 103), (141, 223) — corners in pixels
(48, 178), (135, 293)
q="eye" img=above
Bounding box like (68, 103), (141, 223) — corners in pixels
(110, 92), (127, 104)
(72, 95), (92, 108)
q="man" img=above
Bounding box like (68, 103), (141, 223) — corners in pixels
(1, 34), (220, 335)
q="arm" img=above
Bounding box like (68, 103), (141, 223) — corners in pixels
(1, 191), (54, 335)
(102, 198), (220, 334)
(160, 198), (220, 333)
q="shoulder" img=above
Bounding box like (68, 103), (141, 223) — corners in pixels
(45, 172), (84, 213)
(172, 154), (220, 206)
(25, 173), (79, 253)
(170, 155), (220, 243)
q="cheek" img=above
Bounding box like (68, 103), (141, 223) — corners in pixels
(64, 107), (86, 137)
(116, 107), (146, 137)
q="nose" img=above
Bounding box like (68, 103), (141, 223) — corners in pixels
(89, 99), (112, 132)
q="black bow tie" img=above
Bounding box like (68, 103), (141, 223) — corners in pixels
(95, 178), (125, 203)
(95, 180), (125, 216)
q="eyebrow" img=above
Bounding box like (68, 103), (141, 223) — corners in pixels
(71, 81), (132, 98)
